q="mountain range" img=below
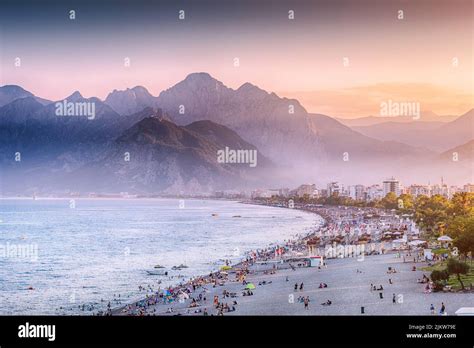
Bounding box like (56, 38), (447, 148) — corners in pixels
(0, 74), (472, 194)
(350, 109), (473, 152)
(105, 86), (159, 116)
(336, 111), (458, 127)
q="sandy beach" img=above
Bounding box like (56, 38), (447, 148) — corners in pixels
(109, 203), (473, 316)
(111, 252), (472, 316)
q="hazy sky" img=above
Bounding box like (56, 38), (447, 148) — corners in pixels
(0, 0), (472, 117)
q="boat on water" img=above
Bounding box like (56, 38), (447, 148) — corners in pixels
(146, 270), (168, 276)
(153, 264), (165, 269)
(211, 213), (218, 217)
(171, 264), (188, 270)
(232, 215), (242, 218)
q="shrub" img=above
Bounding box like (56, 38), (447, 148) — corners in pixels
(446, 258), (470, 290)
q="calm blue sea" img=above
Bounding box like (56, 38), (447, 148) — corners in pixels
(0, 198), (321, 314)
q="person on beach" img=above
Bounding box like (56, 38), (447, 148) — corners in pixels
(440, 302), (446, 315)
(300, 283), (304, 291)
(294, 283), (298, 291)
(304, 296), (310, 310)
(392, 294), (396, 304)
(430, 304), (435, 315)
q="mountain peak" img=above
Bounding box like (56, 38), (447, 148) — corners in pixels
(108, 85), (152, 97)
(0, 85), (35, 107)
(179, 72), (223, 89)
(104, 86), (158, 115)
(66, 91), (84, 101)
(131, 85), (150, 93)
(237, 82), (266, 94)
(157, 72), (225, 102)
(184, 72), (215, 82)
(0, 85), (32, 95)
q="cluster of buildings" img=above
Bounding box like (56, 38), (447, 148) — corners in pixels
(249, 178), (474, 201)
(68, 180), (473, 201)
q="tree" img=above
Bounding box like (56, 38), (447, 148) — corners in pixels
(301, 194), (311, 204)
(414, 194), (449, 237)
(446, 258), (470, 290)
(325, 193), (342, 206)
(380, 192), (398, 210)
(454, 226), (474, 257)
(446, 215), (474, 240)
(397, 193), (414, 213)
(430, 269), (449, 283)
(448, 192), (474, 218)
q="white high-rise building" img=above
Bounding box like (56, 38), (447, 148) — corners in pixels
(327, 182), (342, 197)
(367, 185), (384, 201)
(408, 185), (430, 197)
(383, 177), (400, 196)
(349, 185), (365, 200)
(463, 184), (474, 193)
(431, 184), (450, 198)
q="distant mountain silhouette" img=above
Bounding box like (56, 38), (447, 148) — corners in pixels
(154, 73), (433, 166)
(351, 109), (473, 152)
(0, 95), (270, 194)
(438, 139), (474, 164)
(105, 86), (159, 115)
(0, 85), (51, 107)
(337, 111), (457, 127)
(0, 75), (472, 192)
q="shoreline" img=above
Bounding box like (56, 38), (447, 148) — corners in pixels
(106, 201), (473, 316)
(108, 201), (326, 316)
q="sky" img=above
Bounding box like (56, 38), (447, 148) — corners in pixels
(0, 0), (472, 117)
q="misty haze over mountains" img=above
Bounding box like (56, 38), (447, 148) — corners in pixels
(348, 109), (474, 152)
(0, 73), (472, 195)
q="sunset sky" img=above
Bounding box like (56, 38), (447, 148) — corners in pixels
(0, 0), (472, 117)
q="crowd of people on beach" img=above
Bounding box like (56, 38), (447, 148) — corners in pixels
(105, 240), (302, 316)
(99, 202), (456, 317)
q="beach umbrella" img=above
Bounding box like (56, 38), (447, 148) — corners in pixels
(245, 283), (256, 290)
(220, 265), (232, 271)
(437, 236), (453, 242)
(408, 240), (426, 246)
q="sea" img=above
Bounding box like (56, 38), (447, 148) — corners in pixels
(0, 198), (322, 315)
